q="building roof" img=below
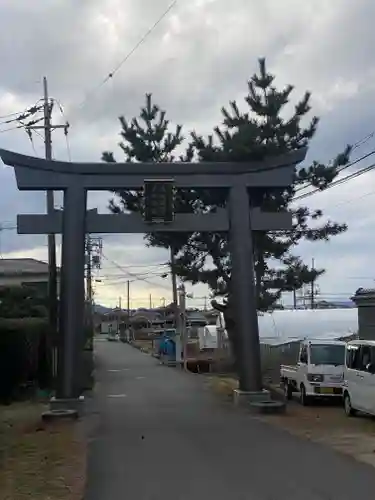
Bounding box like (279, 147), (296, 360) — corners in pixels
(0, 258), (54, 276)
(217, 308), (358, 346)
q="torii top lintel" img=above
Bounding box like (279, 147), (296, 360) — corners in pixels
(0, 147), (307, 191)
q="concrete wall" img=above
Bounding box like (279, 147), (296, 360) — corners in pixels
(101, 320), (119, 334)
(352, 289), (375, 341)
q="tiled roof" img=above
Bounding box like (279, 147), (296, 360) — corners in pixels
(354, 288), (375, 295)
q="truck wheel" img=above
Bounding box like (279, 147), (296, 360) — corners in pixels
(300, 384), (310, 406)
(344, 392), (356, 417)
(283, 380), (293, 400)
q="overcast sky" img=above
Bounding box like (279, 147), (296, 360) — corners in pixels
(0, 0), (374, 308)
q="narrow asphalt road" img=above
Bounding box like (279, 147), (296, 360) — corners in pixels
(85, 340), (375, 499)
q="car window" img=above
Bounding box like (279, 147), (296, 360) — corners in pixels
(359, 346), (372, 371)
(346, 345), (375, 372)
(310, 344), (345, 366)
(346, 345), (359, 369)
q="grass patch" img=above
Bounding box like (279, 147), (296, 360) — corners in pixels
(206, 376), (375, 468)
(205, 374), (238, 400)
(132, 340), (154, 354)
(0, 402), (86, 500)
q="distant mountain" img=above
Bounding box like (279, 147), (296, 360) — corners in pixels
(331, 300), (355, 308)
(94, 304), (112, 314)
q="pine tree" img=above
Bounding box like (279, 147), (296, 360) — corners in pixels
(104, 60), (351, 365)
(102, 93), (195, 251)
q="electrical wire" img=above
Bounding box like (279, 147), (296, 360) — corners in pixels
(0, 125), (23, 134)
(293, 148), (375, 196)
(98, 273), (170, 281)
(0, 110), (26, 120)
(69, 0), (178, 116)
(293, 161), (375, 202)
(98, 268), (170, 277)
(0, 104), (43, 127)
(0, 103), (44, 140)
(320, 189), (375, 211)
(352, 131), (375, 151)
(65, 132), (72, 162)
(24, 127), (38, 156)
(51, 97), (71, 161)
(103, 262), (168, 270)
(289, 128), (375, 197)
(101, 253), (171, 291)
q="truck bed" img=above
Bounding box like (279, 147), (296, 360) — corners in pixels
(280, 364), (298, 379)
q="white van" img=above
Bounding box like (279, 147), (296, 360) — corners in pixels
(343, 340), (375, 417)
(280, 339), (346, 405)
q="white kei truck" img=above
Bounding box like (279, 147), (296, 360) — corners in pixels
(280, 339), (346, 405)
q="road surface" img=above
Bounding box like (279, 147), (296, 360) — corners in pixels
(85, 340), (375, 499)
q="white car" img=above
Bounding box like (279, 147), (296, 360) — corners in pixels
(343, 340), (375, 417)
(281, 339), (346, 405)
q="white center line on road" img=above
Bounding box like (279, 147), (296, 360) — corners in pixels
(107, 369), (130, 373)
(135, 376), (146, 380)
(108, 394), (127, 398)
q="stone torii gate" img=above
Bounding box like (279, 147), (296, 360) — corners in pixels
(0, 147), (306, 405)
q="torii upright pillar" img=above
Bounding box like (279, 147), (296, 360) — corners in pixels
(58, 183), (87, 399)
(229, 180), (262, 392)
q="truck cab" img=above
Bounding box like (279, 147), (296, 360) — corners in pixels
(280, 339), (346, 405)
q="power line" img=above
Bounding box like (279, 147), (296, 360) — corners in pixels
(103, 262), (168, 270)
(96, 270), (170, 283)
(293, 161), (375, 202)
(0, 103), (44, 139)
(321, 189), (375, 211)
(0, 125), (23, 134)
(352, 131), (375, 151)
(99, 269), (170, 278)
(293, 148), (375, 197)
(0, 104), (43, 127)
(293, 128), (375, 196)
(69, 0), (178, 118)
(52, 98), (72, 161)
(0, 109), (27, 120)
(101, 253), (171, 291)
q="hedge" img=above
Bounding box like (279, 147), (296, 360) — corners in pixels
(0, 318), (51, 403)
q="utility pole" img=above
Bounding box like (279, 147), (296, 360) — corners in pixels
(170, 246), (179, 327)
(126, 280), (131, 341)
(118, 296), (122, 335)
(28, 77), (67, 382)
(178, 285), (187, 370)
(149, 293), (152, 309)
(311, 258), (315, 310)
(86, 237), (94, 340)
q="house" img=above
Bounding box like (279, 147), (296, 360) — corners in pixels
(100, 308), (130, 335)
(186, 309), (208, 339)
(100, 307), (166, 337)
(0, 258), (60, 296)
(130, 308), (165, 330)
(186, 309), (208, 327)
